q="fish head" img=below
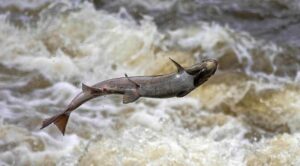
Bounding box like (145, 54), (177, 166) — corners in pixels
(186, 59), (218, 86)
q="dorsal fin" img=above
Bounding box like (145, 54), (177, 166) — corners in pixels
(169, 58), (185, 73)
(82, 83), (101, 94)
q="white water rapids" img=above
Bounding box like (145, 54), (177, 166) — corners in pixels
(0, 1), (300, 165)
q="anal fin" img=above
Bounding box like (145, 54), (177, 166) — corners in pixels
(123, 90), (140, 104)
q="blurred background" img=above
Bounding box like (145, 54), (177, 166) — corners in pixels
(0, 0), (299, 165)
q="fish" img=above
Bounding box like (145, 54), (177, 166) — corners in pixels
(40, 58), (218, 135)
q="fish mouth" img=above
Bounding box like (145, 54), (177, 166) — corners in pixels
(205, 59), (218, 75)
(186, 59), (218, 75)
(187, 59), (218, 86)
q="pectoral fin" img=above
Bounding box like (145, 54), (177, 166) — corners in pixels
(82, 83), (101, 94)
(176, 90), (191, 97)
(169, 58), (185, 73)
(123, 90), (140, 104)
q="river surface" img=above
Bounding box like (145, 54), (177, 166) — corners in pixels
(0, 0), (300, 165)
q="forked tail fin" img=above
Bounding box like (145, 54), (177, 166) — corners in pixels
(40, 112), (70, 135)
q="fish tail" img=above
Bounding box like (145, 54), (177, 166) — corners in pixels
(40, 111), (70, 135)
(40, 83), (98, 135)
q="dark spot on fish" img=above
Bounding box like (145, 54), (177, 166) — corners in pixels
(103, 87), (107, 92)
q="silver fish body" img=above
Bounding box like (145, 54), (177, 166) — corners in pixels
(41, 58), (218, 135)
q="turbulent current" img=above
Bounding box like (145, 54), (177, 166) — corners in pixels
(0, 0), (300, 165)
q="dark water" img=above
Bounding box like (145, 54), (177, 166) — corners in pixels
(92, 0), (300, 47)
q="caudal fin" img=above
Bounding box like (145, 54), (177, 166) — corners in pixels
(40, 113), (70, 135)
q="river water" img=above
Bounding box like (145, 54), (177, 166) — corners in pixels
(0, 0), (300, 165)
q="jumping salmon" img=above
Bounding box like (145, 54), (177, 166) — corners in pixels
(41, 58), (218, 135)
